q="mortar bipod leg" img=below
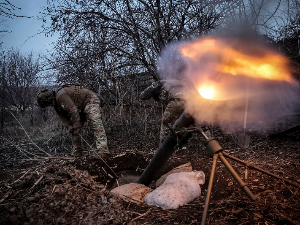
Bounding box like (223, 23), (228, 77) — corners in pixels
(218, 152), (256, 201)
(201, 154), (218, 225)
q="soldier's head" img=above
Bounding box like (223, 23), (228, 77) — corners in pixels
(37, 89), (55, 108)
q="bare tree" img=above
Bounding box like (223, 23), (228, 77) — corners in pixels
(0, 0), (21, 18)
(0, 49), (40, 128)
(277, 8), (300, 79)
(0, 0), (30, 33)
(42, 0), (232, 85)
(222, 0), (300, 38)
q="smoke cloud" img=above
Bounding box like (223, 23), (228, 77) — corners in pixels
(157, 33), (300, 132)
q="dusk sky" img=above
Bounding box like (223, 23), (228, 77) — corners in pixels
(0, 0), (58, 55)
(0, 0), (292, 56)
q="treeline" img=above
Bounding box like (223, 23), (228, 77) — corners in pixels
(0, 50), (41, 129)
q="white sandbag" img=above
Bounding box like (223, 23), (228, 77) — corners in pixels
(144, 171), (205, 209)
(156, 162), (193, 187)
(111, 183), (153, 204)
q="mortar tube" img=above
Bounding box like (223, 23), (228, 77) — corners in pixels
(137, 111), (195, 186)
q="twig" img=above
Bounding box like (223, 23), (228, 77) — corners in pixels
(28, 175), (44, 191)
(51, 185), (57, 195)
(121, 173), (130, 183)
(11, 170), (29, 185)
(36, 156), (74, 160)
(0, 189), (13, 204)
(17, 148), (36, 158)
(9, 111), (51, 156)
(0, 136), (35, 159)
(130, 209), (151, 222)
(77, 185), (96, 193)
(22, 156), (75, 161)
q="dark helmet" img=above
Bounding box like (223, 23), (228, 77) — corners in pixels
(37, 89), (55, 108)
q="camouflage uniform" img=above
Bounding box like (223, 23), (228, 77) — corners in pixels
(51, 85), (109, 156)
(141, 80), (185, 142)
(160, 99), (185, 141)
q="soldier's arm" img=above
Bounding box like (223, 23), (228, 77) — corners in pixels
(55, 109), (72, 129)
(56, 89), (82, 130)
(140, 81), (163, 100)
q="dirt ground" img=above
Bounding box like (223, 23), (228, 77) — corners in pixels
(0, 125), (300, 225)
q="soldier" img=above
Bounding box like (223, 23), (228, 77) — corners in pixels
(140, 80), (185, 143)
(37, 84), (110, 158)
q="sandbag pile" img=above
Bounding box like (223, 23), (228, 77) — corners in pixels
(110, 163), (205, 209)
(144, 170), (205, 209)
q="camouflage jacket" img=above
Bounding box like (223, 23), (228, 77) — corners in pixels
(54, 84), (99, 130)
(140, 80), (185, 105)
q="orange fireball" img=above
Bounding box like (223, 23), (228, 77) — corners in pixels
(179, 36), (295, 100)
(198, 82), (215, 99)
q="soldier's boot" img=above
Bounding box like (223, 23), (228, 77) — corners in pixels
(92, 139), (111, 159)
(93, 151), (111, 159)
(94, 146), (111, 159)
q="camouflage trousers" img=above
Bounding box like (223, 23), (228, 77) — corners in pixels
(71, 94), (109, 154)
(159, 99), (185, 142)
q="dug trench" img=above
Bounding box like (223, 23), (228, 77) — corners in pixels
(0, 130), (300, 224)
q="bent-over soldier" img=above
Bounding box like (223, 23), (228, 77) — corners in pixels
(140, 80), (185, 143)
(37, 84), (110, 158)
